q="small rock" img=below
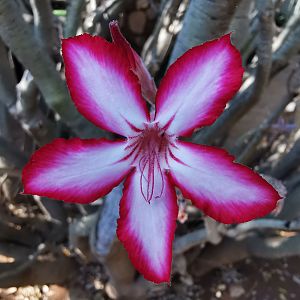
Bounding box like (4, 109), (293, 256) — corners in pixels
(215, 290), (222, 298)
(180, 275), (193, 286)
(229, 285), (245, 298)
(279, 293), (287, 300)
(292, 274), (300, 285)
(217, 284), (226, 291)
(290, 292), (297, 298)
(42, 285), (49, 294)
(4, 287), (17, 295)
(93, 279), (104, 290)
(137, 0), (149, 10)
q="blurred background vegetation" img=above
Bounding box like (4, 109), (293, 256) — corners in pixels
(0, 0), (300, 299)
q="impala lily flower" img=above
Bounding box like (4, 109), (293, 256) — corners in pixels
(22, 21), (280, 283)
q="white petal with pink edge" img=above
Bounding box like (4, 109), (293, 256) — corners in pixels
(62, 34), (149, 137)
(155, 34), (244, 136)
(109, 21), (157, 104)
(22, 138), (131, 203)
(168, 141), (280, 224)
(117, 170), (178, 283)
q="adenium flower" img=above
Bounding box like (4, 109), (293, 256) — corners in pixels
(22, 21), (280, 283)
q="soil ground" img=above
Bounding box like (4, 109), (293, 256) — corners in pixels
(1, 256), (299, 300)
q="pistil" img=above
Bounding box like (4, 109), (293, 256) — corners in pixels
(125, 122), (175, 202)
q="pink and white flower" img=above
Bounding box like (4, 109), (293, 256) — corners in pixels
(22, 21), (280, 283)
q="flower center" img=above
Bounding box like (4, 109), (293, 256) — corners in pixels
(125, 122), (176, 202)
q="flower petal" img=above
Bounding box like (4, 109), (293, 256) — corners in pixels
(155, 34), (244, 136)
(168, 141), (280, 224)
(109, 20), (157, 104)
(62, 34), (149, 137)
(117, 170), (178, 283)
(22, 138), (131, 203)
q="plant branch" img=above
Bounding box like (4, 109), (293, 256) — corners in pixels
(64, 0), (86, 38)
(236, 92), (293, 164)
(29, 0), (55, 54)
(0, 0), (107, 138)
(0, 137), (27, 168)
(193, 0), (274, 145)
(271, 137), (300, 179)
(174, 217), (300, 256)
(169, 0), (241, 64)
(16, 71), (58, 145)
(0, 40), (57, 145)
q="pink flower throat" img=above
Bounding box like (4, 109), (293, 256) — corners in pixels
(125, 122), (177, 203)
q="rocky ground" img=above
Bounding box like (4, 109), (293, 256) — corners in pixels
(1, 256), (300, 300)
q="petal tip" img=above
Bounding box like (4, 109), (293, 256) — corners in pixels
(109, 19), (119, 29)
(21, 138), (131, 204)
(168, 142), (282, 225)
(117, 171), (176, 284)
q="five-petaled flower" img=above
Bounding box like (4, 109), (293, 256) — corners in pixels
(22, 21), (280, 283)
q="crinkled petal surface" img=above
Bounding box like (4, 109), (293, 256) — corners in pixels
(109, 21), (157, 103)
(62, 34), (149, 137)
(117, 170), (178, 283)
(155, 34), (244, 136)
(22, 138), (131, 203)
(168, 141), (280, 224)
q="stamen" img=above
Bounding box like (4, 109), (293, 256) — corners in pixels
(125, 122), (177, 202)
(139, 155), (148, 201)
(154, 151), (164, 199)
(139, 155), (149, 182)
